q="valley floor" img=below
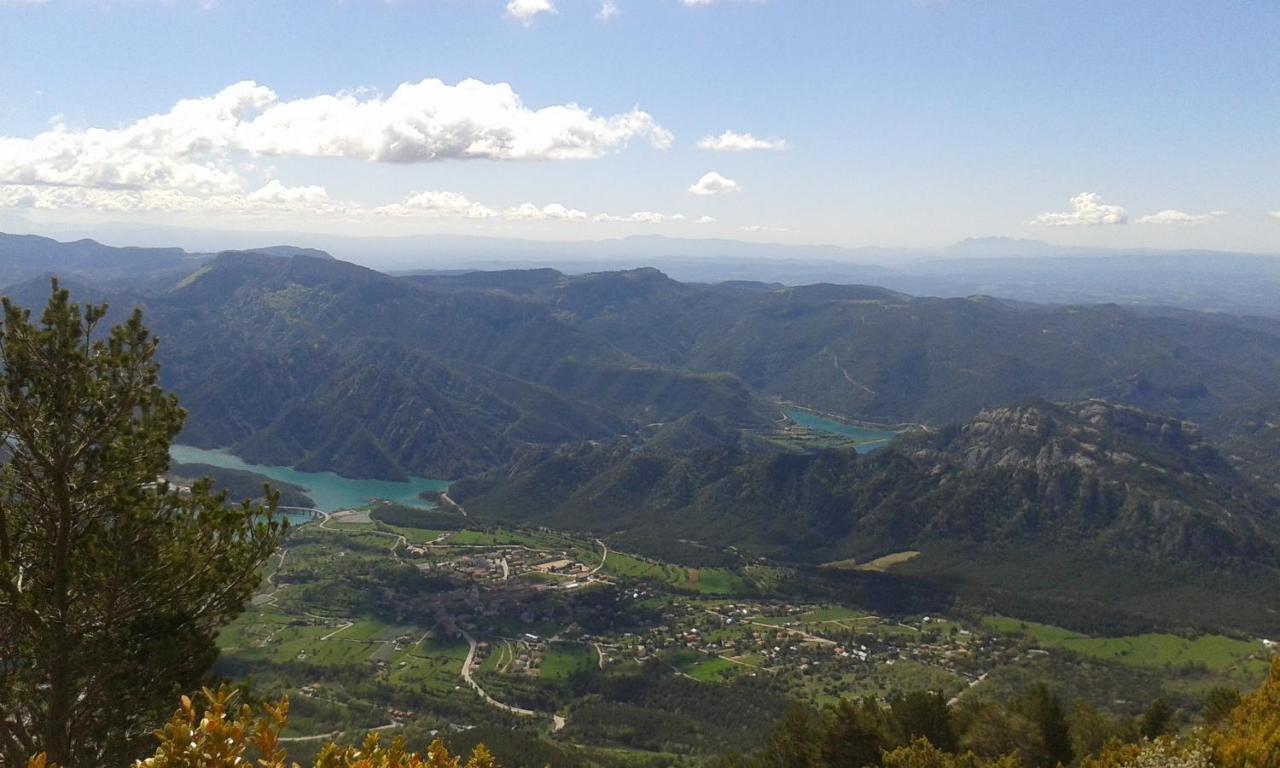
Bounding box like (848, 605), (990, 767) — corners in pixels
(214, 502), (1276, 767)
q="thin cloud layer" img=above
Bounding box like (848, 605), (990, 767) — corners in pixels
(1136, 209), (1226, 225)
(596, 1), (619, 21)
(0, 181), (343, 216)
(1, 183), (589, 226)
(697, 130), (787, 152)
(376, 191), (585, 222)
(1034, 192), (1127, 227)
(595, 211), (690, 224)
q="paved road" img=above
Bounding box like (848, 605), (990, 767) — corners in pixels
(460, 630), (537, 718)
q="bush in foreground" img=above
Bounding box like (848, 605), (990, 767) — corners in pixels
(65, 688), (499, 768)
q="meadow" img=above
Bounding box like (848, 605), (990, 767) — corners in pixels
(983, 616), (1271, 677)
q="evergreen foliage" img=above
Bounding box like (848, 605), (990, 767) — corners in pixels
(0, 283), (284, 767)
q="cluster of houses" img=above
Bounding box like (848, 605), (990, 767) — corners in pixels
(422, 547), (596, 587)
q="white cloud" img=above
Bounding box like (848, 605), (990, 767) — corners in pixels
(595, 210), (686, 224)
(1269, 210), (1280, 221)
(505, 0), (555, 23)
(504, 202), (588, 221)
(596, 0), (619, 21)
(1034, 192), (1127, 227)
(695, 215), (716, 224)
(0, 78), (671, 201)
(375, 191), (584, 222)
(0, 80), (273, 193)
(1135, 209), (1226, 225)
(375, 190), (497, 219)
(246, 179), (330, 205)
(236, 78), (671, 162)
(740, 224), (791, 233)
(697, 130), (786, 152)
(0, 181), (595, 226)
(0, 181), (342, 216)
(688, 171), (740, 196)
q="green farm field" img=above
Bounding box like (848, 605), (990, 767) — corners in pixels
(984, 616), (1272, 676)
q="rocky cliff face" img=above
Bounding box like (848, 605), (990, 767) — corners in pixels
(913, 399), (1223, 474)
(895, 400), (1276, 563)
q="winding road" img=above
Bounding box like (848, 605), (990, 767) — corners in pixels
(459, 629), (538, 718)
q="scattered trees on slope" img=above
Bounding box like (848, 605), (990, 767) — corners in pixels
(724, 658), (1280, 768)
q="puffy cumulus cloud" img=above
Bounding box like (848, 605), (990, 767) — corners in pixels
(695, 215), (716, 224)
(0, 80), (273, 193)
(688, 171), (740, 196)
(246, 179), (331, 205)
(596, 0), (619, 21)
(1034, 192), (1128, 227)
(1268, 210), (1280, 221)
(230, 78), (671, 162)
(0, 78), (671, 201)
(504, 202), (588, 221)
(375, 190), (498, 219)
(697, 130), (787, 152)
(740, 224), (791, 233)
(1135, 209), (1226, 225)
(505, 0), (555, 24)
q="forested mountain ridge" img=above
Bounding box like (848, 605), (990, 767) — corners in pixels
(7, 252), (1280, 485)
(0, 232), (332, 289)
(390, 264), (1280, 436)
(535, 272), (1280, 435)
(456, 400), (1278, 563)
(146, 253), (773, 479)
(454, 401), (1280, 633)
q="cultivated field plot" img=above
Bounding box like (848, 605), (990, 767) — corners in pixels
(540, 642), (597, 681)
(984, 617), (1272, 677)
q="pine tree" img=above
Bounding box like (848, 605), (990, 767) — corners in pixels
(890, 691), (958, 753)
(0, 283), (284, 767)
(1025, 685), (1073, 768)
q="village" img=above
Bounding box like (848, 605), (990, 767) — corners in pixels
(397, 533), (1009, 705)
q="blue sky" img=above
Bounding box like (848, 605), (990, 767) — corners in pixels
(1, 0), (1277, 251)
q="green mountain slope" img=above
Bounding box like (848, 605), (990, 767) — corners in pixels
(145, 253), (773, 479)
(449, 269), (1280, 436)
(11, 254), (1280, 487)
(454, 401), (1280, 634)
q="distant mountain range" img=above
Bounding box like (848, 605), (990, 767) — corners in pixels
(5, 239), (1280, 484)
(4, 230), (1280, 317)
